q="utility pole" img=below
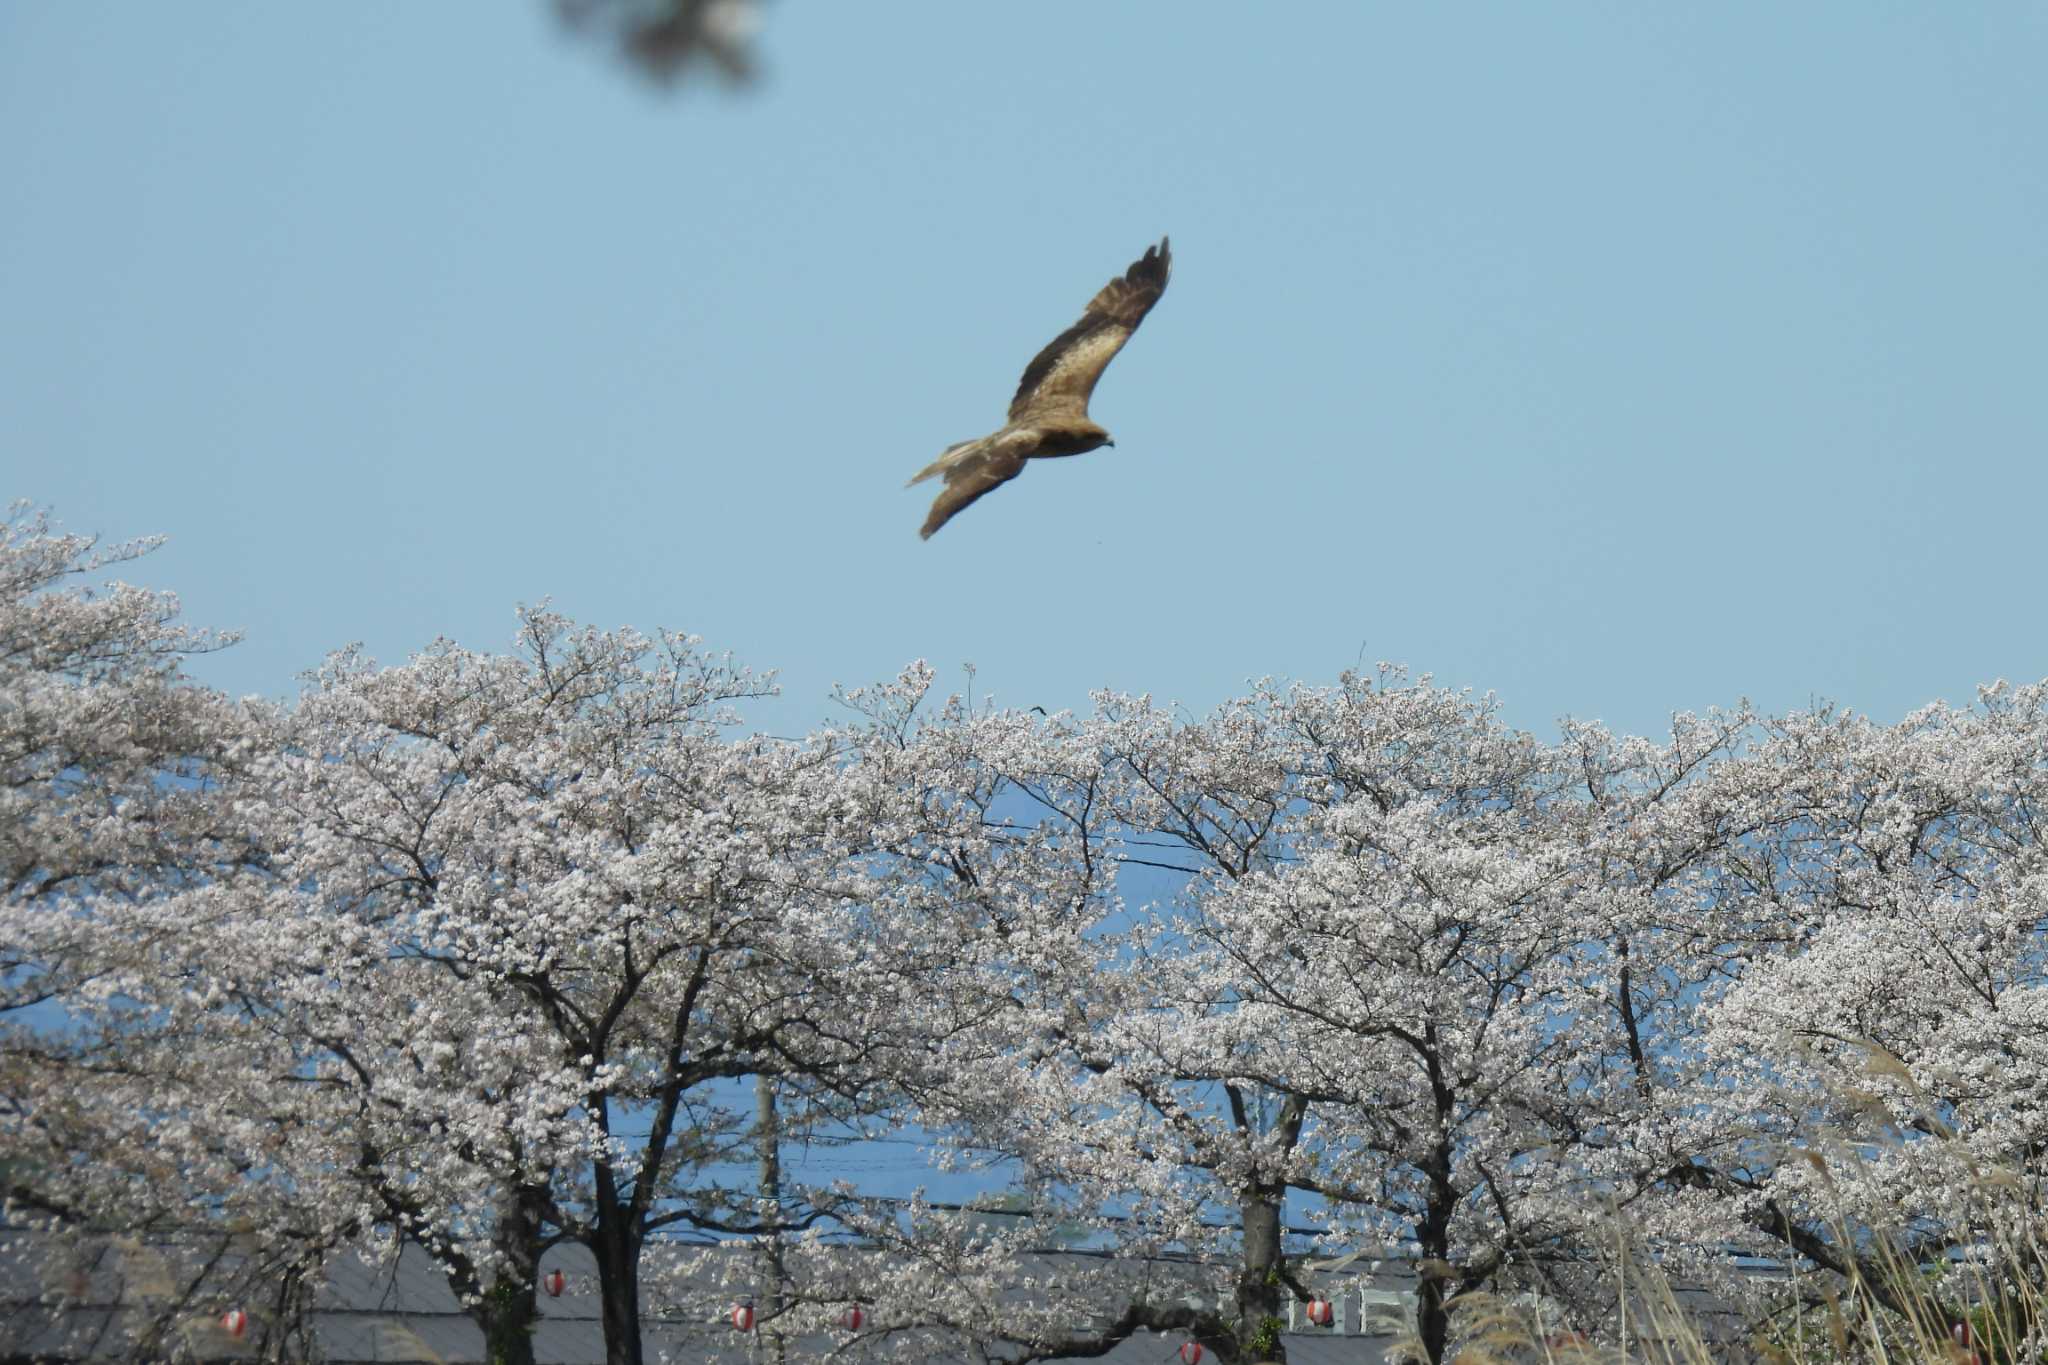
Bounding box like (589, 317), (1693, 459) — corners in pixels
(755, 1073), (786, 1365)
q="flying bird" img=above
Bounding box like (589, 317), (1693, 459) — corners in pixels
(908, 237), (1171, 539)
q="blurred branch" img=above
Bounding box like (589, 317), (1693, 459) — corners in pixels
(555, 0), (763, 87)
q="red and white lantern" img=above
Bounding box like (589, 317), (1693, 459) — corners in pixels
(542, 1270), (566, 1298)
(730, 1303), (755, 1332)
(838, 1305), (865, 1332)
(221, 1309), (249, 1339)
(1306, 1297), (1334, 1328)
(1178, 1341), (1205, 1364)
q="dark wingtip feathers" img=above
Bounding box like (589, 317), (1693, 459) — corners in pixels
(1135, 236), (1171, 287)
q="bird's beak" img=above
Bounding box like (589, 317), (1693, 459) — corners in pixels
(1106, 439), (1117, 448)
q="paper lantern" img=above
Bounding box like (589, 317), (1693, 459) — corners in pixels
(221, 1309), (249, 1339)
(542, 1270), (566, 1298)
(1179, 1342), (1204, 1363)
(838, 1305), (865, 1332)
(1306, 1297), (1334, 1327)
(730, 1303), (755, 1332)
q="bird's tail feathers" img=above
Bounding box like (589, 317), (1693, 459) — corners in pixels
(907, 437), (988, 487)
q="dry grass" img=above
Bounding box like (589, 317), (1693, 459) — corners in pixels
(1373, 1139), (2045, 1364)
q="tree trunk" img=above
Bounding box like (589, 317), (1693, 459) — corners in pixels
(757, 1074), (786, 1365)
(593, 1228), (642, 1365)
(478, 1182), (548, 1365)
(590, 1162), (645, 1365)
(1236, 1190), (1288, 1364)
(1415, 1269), (1451, 1365)
(1414, 1134), (1457, 1364)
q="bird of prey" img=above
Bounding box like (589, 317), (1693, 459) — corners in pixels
(908, 237), (1171, 539)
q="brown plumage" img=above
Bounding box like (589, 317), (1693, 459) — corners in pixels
(908, 237), (1171, 539)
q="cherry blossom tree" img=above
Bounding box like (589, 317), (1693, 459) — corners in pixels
(0, 503), (333, 1360)
(1135, 675), (1586, 1362)
(151, 607), (939, 1365)
(1059, 671), (1603, 1363)
(0, 499), (242, 1204)
(1675, 686), (2048, 1348)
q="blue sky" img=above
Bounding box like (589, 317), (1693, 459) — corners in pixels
(6, 4), (2047, 747)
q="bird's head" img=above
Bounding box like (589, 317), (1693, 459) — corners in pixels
(1067, 422), (1113, 454)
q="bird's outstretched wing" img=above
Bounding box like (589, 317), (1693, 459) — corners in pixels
(1008, 237), (1171, 425)
(912, 433), (1032, 540)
